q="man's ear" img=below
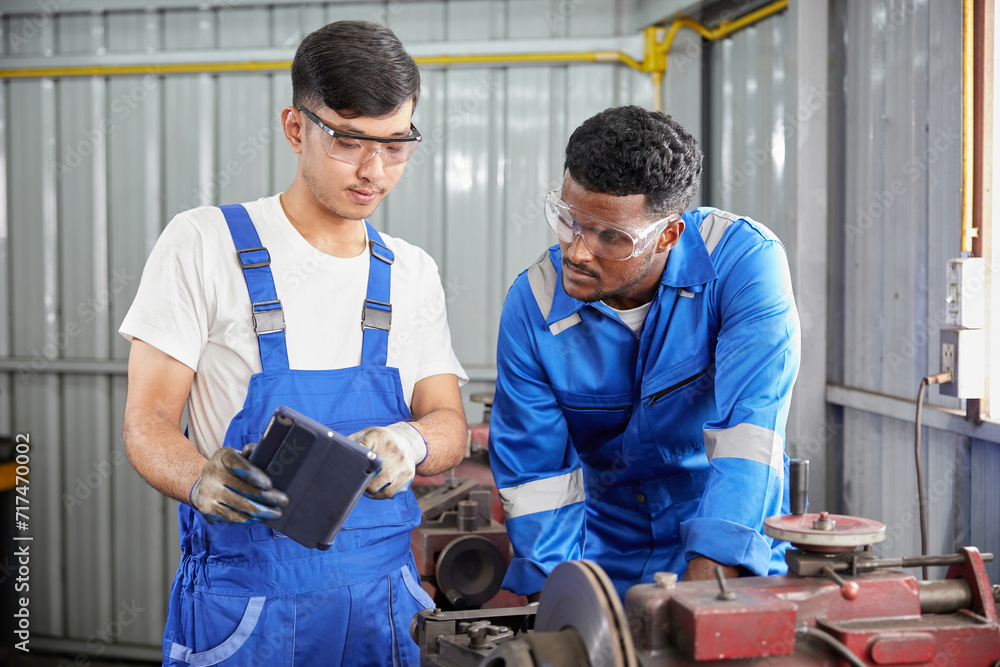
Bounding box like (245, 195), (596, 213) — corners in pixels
(282, 106), (305, 154)
(655, 219), (685, 253)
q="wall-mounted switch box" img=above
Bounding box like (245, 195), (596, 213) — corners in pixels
(939, 327), (985, 398)
(945, 257), (986, 329)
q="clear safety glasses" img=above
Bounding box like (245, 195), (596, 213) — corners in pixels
(298, 107), (422, 166)
(543, 190), (680, 261)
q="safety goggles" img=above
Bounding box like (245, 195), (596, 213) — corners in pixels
(543, 190), (679, 261)
(298, 107), (422, 166)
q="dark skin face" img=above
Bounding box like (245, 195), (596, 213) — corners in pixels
(558, 176), (685, 310)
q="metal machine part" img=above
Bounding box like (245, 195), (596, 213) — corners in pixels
(412, 605), (536, 666)
(413, 561), (639, 667)
(532, 561), (638, 667)
(414, 460), (1000, 665)
(411, 478), (510, 610)
(415, 547), (1000, 666)
(627, 546), (998, 665)
(763, 511), (886, 553)
(789, 458), (809, 515)
(467, 392), (494, 455)
(436, 534), (509, 609)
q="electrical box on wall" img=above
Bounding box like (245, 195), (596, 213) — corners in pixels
(939, 327), (985, 398)
(945, 257), (985, 328)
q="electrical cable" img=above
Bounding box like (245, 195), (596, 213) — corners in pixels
(915, 378), (930, 580)
(914, 372), (953, 580)
(800, 627), (867, 667)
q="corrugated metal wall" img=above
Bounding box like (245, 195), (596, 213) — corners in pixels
(705, 9), (791, 244)
(698, 0), (998, 584)
(0, 0), (679, 655)
(2, 0), (997, 658)
(828, 0), (999, 582)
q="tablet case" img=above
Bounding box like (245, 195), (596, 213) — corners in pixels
(249, 405), (382, 550)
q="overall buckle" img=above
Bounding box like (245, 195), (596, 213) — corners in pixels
(369, 239), (394, 265)
(361, 299), (392, 332)
(252, 300), (285, 335)
(238, 246), (271, 269)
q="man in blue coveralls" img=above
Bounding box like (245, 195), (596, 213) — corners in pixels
(120, 21), (468, 666)
(489, 105), (800, 600)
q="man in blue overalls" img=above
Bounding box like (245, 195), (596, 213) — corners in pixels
(490, 106), (800, 600)
(120, 21), (468, 665)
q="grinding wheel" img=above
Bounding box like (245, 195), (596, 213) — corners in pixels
(533, 560), (638, 667)
(764, 513), (886, 553)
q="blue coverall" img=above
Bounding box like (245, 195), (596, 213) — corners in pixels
(163, 205), (432, 666)
(489, 207), (801, 599)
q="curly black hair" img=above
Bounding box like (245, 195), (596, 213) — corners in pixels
(292, 21), (420, 119)
(564, 105), (703, 216)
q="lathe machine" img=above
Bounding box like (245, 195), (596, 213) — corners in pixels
(412, 462), (1000, 666)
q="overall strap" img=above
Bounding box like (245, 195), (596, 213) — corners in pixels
(361, 221), (394, 367)
(219, 204), (290, 372)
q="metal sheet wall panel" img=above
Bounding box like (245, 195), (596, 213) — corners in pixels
(106, 61), (174, 643)
(832, 0), (993, 581)
(661, 28), (705, 237)
(706, 12), (789, 246)
(0, 0), (680, 654)
(841, 409), (982, 581)
(926, 0), (964, 411)
(0, 79), (10, 434)
(216, 74), (277, 207)
(970, 438), (1000, 583)
(839, 0), (960, 400)
(9, 76), (65, 638)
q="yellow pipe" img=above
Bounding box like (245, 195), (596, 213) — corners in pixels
(0, 61), (292, 78)
(650, 0), (789, 110)
(0, 0), (786, 115)
(417, 51), (644, 69)
(962, 0), (976, 254)
(710, 0), (790, 39)
(651, 71), (664, 112)
(0, 51), (645, 80)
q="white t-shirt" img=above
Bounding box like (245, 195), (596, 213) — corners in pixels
(607, 300), (652, 334)
(120, 194), (467, 457)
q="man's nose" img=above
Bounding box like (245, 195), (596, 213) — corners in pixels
(566, 231), (594, 263)
(357, 149), (385, 181)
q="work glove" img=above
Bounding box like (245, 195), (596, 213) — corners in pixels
(189, 443), (289, 524)
(349, 422), (428, 499)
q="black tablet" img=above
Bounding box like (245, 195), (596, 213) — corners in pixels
(249, 405), (382, 550)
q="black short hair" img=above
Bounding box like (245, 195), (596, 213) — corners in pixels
(564, 105), (703, 215)
(291, 21), (420, 119)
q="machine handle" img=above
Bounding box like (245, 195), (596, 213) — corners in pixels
(822, 565), (861, 600)
(790, 459), (809, 515)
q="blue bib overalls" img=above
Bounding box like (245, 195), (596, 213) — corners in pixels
(163, 205), (433, 666)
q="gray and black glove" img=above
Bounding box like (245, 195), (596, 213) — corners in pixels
(189, 443), (289, 524)
(349, 422), (428, 499)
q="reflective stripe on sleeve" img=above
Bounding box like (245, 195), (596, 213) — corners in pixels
(499, 468), (585, 520)
(703, 423), (784, 476)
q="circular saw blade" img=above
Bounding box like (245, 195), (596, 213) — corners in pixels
(764, 513), (886, 552)
(534, 560), (638, 667)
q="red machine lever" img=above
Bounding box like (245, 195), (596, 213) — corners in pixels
(822, 565), (861, 600)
